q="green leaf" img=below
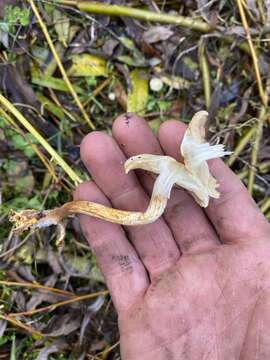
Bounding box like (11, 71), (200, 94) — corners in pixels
(119, 37), (147, 66)
(4, 6), (30, 34)
(119, 36), (136, 50)
(36, 93), (65, 121)
(67, 54), (108, 77)
(18, 8), (30, 26)
(0, 335), (8, 347)
(31, 67), (84, 94)
(10, 334), (16, 360)
(127, 69), (149, 116)
(3, 195), (42, 211)
(148, 118), (162, 134)
(10, 133), (36, 158)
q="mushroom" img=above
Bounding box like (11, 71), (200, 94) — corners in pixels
(9, 111), (231, 245)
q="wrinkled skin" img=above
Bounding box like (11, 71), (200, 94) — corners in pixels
(74, 114), (270, 360)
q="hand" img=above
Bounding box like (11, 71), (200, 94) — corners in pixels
(74, 114), (270, 360)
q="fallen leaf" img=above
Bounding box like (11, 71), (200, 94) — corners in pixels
(102, 38), (119, 56)
(143, 26), (173, 44)
(246, 0), (260, 19)
(79, 297), (105, 344)
(67, 54), (108, 77)
(26, 274), (62, 311)
(43, 313), (81, 336)
(36, 339), (67, 360)
(58, 250), (92, 278)
(0, 319), (7, 338)
(36, 93), (65, 121)
(127, 69), (148, 115)
(31, 67), (84, 94)
(112, 80), (127, 110)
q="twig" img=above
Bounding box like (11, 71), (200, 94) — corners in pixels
(247, 107), (266, 194)
(96, 340), (120, 357)
(237, 160), (270, 180)
(257, 0), (266, 26)
(83, 76), (112, 107)
(0, 93), (82, 185)
(0, 232), (33, 259)
(46, 89), (79, 123)
(9, 290), (109, 317)
(226, 127), (255, 167)
(236, 0), (269, 194)
(260, 197), (270, 214)
(47, 0), (255, 56)
(54, 0), (212, 32)
(0, 313), (44, 337)
(199, 41), (211, 109)
(0, 280), (74, 297)
(236, 0), (268, 107)
(28, 0), (95, 129)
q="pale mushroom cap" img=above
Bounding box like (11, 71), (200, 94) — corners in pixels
(181, 110), (231, 201)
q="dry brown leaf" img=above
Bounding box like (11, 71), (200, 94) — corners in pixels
(142, 26), (174, 44)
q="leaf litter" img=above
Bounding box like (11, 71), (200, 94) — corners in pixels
(0, 0), (270, 359)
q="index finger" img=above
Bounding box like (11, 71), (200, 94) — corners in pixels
(158, 120), (270, 244)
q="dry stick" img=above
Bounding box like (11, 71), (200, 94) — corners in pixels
(55, 0), (212, 32)
(97, 341), (120, 357)
(237, 160), (270, 180)
(199, 42), (211, 110)
(226, 127), (255, 167)
(0, 231), (34, 259)
(46, 89), (79, 124)
(0, 280), (74, 297)
(0, 313), (44, 337)
(9, 290), (109, 317)
(257, 0), (266, 24)
(83, 76), (112, 107)
(247, 107), (266, 194)
(0, 93), (82, 185)
(53, 0), (253, 56)
(28, 0), (95, 130)
(260, 197), (270, 214)
(236, 0), (267, 107)
(236, 0), (268, 195)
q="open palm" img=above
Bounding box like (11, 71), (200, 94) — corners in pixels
(74, 115), (270, 360)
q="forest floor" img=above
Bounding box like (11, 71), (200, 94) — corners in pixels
(0, 0), (270, 359)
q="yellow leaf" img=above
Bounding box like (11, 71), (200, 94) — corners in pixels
(67, 54), (108, 77)
(127, 69), (148, 115)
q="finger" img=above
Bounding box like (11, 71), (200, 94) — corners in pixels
(239, 292), (270, 360)
(73, 181), (149, 312)
(80, 132), (180, 277)
(113, 115), (219, 254)
(158, 120), (270, 244)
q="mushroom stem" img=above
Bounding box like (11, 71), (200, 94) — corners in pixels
(9, 192), (168, 239)
(9, 111), (232, 245)
(61, 194), (167, 226)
